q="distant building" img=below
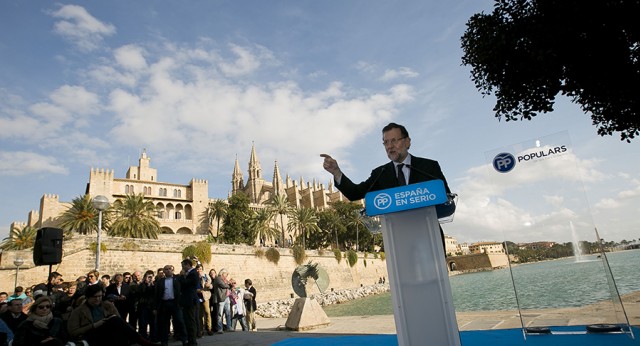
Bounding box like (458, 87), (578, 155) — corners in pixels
(469, 241), (505, 255)
(518, 241), (556, 250)
(10, 147), (346, 246)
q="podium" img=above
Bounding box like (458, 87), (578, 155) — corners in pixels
(365, 180), (460, 346)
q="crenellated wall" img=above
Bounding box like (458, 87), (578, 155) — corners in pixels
(0, 235), (389, 302)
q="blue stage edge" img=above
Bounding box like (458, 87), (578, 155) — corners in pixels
(272, 326), (640, 346)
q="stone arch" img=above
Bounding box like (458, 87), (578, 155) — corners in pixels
(184, 204), (193, 220)
(166, 203), (175, 220)
(176, 227), (192, 234)
(160, 226), (174, 234)
(175, 204), (184, 220)
(449, 261), (457, 271)
(156, 202), (166, 219)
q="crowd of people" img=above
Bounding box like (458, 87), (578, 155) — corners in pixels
(0, 257), (257, 346)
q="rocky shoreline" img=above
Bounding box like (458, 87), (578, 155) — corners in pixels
(256, 283), (390, 318)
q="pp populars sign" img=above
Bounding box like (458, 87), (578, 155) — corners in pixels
(365, 180), (447, 216)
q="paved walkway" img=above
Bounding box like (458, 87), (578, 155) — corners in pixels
(168, 292), (640, 346)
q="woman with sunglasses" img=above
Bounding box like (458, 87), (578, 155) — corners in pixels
(13, 296), (67, 346)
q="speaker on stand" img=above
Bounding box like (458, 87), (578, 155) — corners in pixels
(33, 227), (63, 296)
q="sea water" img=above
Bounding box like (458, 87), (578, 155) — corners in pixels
(449, 249), (640, 311)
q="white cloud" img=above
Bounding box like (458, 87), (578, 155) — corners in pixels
(0, 151), (68, 176)
(49, 4), (116, 52)
(380, 67), (419, 82)
(114, 45), (148, 71)
(219, 44), (263, 77)
(595, 198), (620, 209)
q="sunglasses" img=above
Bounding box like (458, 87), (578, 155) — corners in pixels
(37, 305), (51, 310)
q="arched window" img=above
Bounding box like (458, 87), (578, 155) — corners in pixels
(173, 189), (178, 198)
(178, 190), (182, 198)
(175, 211), (182, 220)
(125, 185), (129, 194)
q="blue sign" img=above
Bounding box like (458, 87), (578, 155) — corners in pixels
(364, 180), (448, 216)
(493, 152), (516, 173)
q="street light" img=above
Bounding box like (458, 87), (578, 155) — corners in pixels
(91, 195), (110, 271)
(13, 257), (24, 290)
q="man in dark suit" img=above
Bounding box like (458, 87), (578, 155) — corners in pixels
(179, 259), (199, 346)
(0, 299), (26, 334)
(321, 122), (453, 246)
(154, 265), (187, 346)
(105, 273), (131, 321)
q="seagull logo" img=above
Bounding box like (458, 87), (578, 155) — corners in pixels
(373, 193), (392, 210)
(493, 152), (516, 173)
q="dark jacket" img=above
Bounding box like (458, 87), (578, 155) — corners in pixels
(179, 268), (199, 308)
(154, 276), (182, 309)
(244, 286), (257, 312)
(13, 316), (67, 346)
(0, 311), (27, 333)
(336, 155), (451, 200)
(66, 301), (119, 339)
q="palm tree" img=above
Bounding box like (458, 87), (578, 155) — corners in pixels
(1, 224), (37, 250)
(249, 208), (280, 246)
(287, 207), (321, 249)
(58, 195), (109, 236)
(266, 194), (292, 247)
(206, 199), (228, 239)
(347, 211), (366, 252)
(109, 194), (160, 239)
(317, 209), (345, 250)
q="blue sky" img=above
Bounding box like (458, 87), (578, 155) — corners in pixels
(1, 1), (638, 245)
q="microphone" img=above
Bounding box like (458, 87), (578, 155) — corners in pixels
(365, 166), (386, 194)
(406, 164), (457, 216)
(404, 164), (441, 181)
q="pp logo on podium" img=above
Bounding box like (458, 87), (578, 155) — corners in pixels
(373, 193), (392, 210)
(493, 152), (516, 173)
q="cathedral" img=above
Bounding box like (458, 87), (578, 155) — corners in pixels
(11, 146), (347, 245)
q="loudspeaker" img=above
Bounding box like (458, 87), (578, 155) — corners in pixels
(33, 228), (63, 265)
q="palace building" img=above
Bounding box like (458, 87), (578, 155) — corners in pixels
(11, 147), (346, 245)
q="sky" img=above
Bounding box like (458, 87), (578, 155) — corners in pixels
(1, 1), (638, 246)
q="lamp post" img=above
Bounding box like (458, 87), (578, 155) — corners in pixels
(91, 195), (110, 271)
(13, 257), (24, 290)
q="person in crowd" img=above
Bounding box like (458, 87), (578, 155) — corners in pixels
(0, 293), (7, 304)
(0, 318), (13, 346)
(128, 270), (143, 331)
(179, 258), (199, 346)
(154, 264), (187, 346)
(75, 270), (102, 299)
(137, 270), (157, 342)
(213, 268), (231, 333)
(7, 287), (26, 302)
(20, 287), (35, 314)
(207, 269), (218, 332)
(54, 281), (77, 322)
(100, 275), (111, 288)
(244, 279), (257, 331)
(0, 298), (27, 333)
(105, 273), (131, 321)
(155, 268), (165, 283)
(67, 284), (157, 346)
(196, 265), (213, 336)
(13, 296), (66, 346)
(0, 302), (7, 315)
(229, 280), (248, 331)
(33, 272), (64, 297)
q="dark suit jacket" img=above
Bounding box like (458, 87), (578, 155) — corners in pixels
(154, 276), (182, 309)
(179, 268), (199, 307)
(336, 155), (451, 201)
(105, 283), (130, 314)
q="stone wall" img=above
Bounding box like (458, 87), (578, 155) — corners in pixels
(0, 235), (389, 302)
